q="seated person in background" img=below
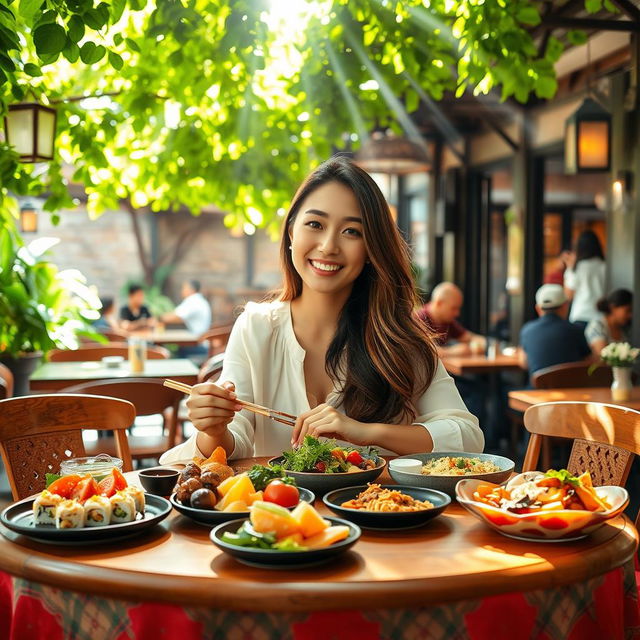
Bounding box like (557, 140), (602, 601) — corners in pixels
(93, 296), (119, 331)
(416, 282), (485, 355)
(119, 284), (153, 330)
(161, 279), (212, 357)
(518, 284), (591, 378)
(585, 288), (633, 357)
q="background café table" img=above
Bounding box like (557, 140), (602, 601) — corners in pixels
(29, 358), (199, 392)
(1, 459), (638, 640)
(508, 387), (640, 413)
(129, 329), (200, 347)
(441, 352), (522, 376)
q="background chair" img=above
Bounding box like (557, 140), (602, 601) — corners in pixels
(0, 364), (13, 400)
(62, 379), (184, 460)
(532, 361), (614, 389)
(48, 343), (170, 362)
(0, 394), (135, 500)
(522, 401), (640, 525)
(199, 325), (233, 359)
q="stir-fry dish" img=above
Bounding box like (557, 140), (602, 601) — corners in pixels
(474, 470), (611, 514)
(421, 456), (501, 476)
(341, 484), (434, 512)
(282, 436), (379, 473)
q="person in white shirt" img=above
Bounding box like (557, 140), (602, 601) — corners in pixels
(160, 157), (483, 463)
(161, 280), (212, 357)
(563, 230), (606, 328)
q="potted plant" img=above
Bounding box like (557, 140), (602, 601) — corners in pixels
(0, 209), (102, 395)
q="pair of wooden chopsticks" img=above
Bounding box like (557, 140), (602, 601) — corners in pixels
(163, 379), (297, 427)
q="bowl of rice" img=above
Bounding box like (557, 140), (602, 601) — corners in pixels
(388, 452), (514, 497)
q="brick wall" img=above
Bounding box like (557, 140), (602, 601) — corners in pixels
(26, 204), (282, 324)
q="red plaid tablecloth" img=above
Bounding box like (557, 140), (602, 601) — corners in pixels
(1, 561), (639, 640)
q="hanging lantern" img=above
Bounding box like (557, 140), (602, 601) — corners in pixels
(564, 98), (611, 174)
(3, 102), (57, 163)
(20, 203), (38, 233)
(355, 133), (430, 174)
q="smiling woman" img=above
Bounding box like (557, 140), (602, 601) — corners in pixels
(160, 156), (483, 464)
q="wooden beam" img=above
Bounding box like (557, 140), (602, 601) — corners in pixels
(542, 16), (640, 31)
(481, 116), (519, 152)
(610, 0), (640, 23)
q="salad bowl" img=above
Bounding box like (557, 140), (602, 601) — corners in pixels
(456, 476), (629, 541)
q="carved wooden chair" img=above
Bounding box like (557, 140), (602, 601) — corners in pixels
(0, 363), (13, 400)
(62, 379), (184, 459)
(48, 343), (170, 362)
(532, 361), (614, 389)
(0, 394), (135, 500)
(523, 401), (640, 526)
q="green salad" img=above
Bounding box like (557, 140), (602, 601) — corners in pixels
(221, 521), (306, 551)
(281, 436), (379, 473)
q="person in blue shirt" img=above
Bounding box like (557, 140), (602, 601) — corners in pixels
(518, 284), (592, 379)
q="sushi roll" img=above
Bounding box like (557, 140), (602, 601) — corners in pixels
(109, 492), (136, 524)
(84, 495), (112, 527)
(33, 490), (62, 525)
(123, 486), (145, 514)
(55, 499), (85, 529)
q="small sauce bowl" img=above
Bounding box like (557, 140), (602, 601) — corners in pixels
(138, 468), (180, 496)
(389, 458), (423, 475)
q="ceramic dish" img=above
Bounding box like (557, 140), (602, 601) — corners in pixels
(0, 494), (171, 544)
(210, 516), (360, 568)
(170, 487), (316, 526)
(456, 478), (629, 541)
(268, 456), (386, 495)
(323, 485), (450, 530)
(388, 452), (514, 497)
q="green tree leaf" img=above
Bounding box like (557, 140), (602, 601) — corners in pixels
(516, 7), (540, 26)
(108, 50), (123, 70)
(62, 40), (80, 63)
(18, 0), (42, 20)
(79, 41), (106, 64)
(33, 23), (66, 56)
(566, 30), (587, 46)
(23, 62), (42, 76)
(585, 0), (602, 13)
(536, 75), (557, 99)
(67, 15), (85, 43)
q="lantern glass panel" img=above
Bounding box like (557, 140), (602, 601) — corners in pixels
(6, 108), (34, 156)
(564, 120), (576, 174)
(20, 209), (38, 233)
(37, 109), (56, 158)
(577, 121), (609, 169)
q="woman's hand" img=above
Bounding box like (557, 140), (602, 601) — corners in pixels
(186, 380), (242, 439)
(291, 404), (367, 447)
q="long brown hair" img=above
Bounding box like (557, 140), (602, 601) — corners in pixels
(278, 156), (438, 424)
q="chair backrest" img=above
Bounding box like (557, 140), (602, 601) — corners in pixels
(48, 343), (170, 362)
(532, 361), (613, 389)
(198, 352), (225, 383)
(0, 363), (14, 399)
(0, 394), (136, 500)
(199, 325), (233, 358)
(523, 401), (640, 490)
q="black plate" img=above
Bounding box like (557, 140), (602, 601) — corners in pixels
(170, 487), (316, 526)
(323, 485), (450, 530)
(210, 516), (360, 569)
(0, 494), (171, 544)
(268, 456), (386, 495)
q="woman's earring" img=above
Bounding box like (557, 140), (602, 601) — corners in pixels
(289, 245), (293, 252)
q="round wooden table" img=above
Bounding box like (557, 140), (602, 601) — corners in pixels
(0, 459), (637, 613)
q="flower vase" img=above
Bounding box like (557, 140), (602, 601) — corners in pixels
(611, 366), (632, 402)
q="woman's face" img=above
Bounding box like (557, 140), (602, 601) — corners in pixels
(289, 181), (368, 297)
(610, 304), (632, 327)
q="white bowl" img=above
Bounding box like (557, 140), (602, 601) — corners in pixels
(102, 355), (124, 368)
(389, 458), (422, 474)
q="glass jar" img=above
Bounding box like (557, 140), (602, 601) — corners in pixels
(128, 336), (147, 373)
(60, 454), (123, 481)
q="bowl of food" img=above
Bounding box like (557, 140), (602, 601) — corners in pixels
(210, 500), (360, 568)
(171, 450), (314, 525)
(388, 452), (514, 497)
(456, 469), (629, 541)
(323, 483), (450, 530)
(138, 468), (180, 496)
(268, 436), (385, 494)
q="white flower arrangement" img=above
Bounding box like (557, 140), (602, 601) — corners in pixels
(600, 342), (640, 367)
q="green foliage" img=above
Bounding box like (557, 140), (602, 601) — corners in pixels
(0, 203), (103, 357)
(0, 1), (601, 233)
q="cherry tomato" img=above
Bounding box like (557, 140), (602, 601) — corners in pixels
(70, 476), (99, 504)
(47, 474), (83, 498)
(97, 468), (128, 497)
(346, 450), (364, 466)
(263, 480), (300, 508)
(314, 461), (326, 472)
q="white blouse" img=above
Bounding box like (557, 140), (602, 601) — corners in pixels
(564, 257), (606, 324)
(160, 301), (483, 463)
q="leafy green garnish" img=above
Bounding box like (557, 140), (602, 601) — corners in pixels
(246, 464), (296, 491)
(45, 473), (60, 488)
(544, 469), (580, 487)
(456, 458), (466, 469)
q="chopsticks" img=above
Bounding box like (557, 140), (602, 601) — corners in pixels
(163, 379), (297, 427)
